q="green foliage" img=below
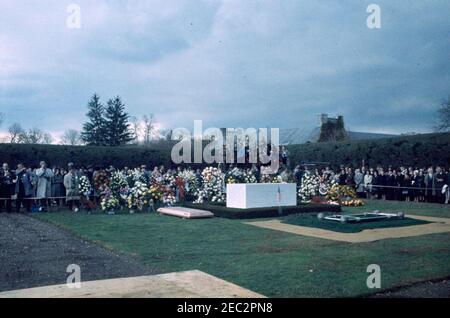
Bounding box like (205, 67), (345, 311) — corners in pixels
(81, 94), (107, 146)
(0, 143), (173, 168)
(104, 96), (134, 146)
(288, 132), (450, 168)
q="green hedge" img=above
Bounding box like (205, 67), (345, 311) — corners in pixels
(0, 143), (173, 168)
(287, 132), (450, 168)
(1, 132), (449, 169)
(183, 202), (341, 219)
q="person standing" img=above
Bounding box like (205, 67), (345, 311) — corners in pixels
(15, 163), (33, 213)
(424, 167), (436, 203)
(0, 163), (16, 213)
(435, 167), (446, 204)
(64, 163), (80, 212)
(36, 161), (53, 211)
(354, 169), (364, 198)
(51, 168), (64, 206)
(363, 170), (373, 199)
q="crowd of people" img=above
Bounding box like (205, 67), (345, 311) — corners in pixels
(292, 164), (450, 204)
(0, 160), (449, 213)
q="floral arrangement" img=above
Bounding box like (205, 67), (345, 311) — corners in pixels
(78, 175), (92, 197)
(243, 169), (257, 183)
(318, 178), (337, 196)
(100, 188), (120, 212)
(178, 169), (199, 197)
(125, 169), (142, 187)
(127, 181), (150, 211)
(162, 191), (177, 206)
(298, 173), (320, 203)
(326, 184), (364, 206)
(225, 167), (243, 184)
(260, 173), (282, 183)
(93, 170), (109, 191)
(194, 167), (225, 203)
(110, 171), (129, 194)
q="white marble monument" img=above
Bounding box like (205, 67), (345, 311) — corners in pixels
(226, 183), (297, 209)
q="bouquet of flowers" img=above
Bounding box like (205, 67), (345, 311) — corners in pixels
(326, 185), (364, 206)
(100, 196), (120, 212)
(110, 171), (128, 194)
(100, 187), (120, 212)
(163, 172), (176, 188)
(243, 169), (257, 183)
(225, 167), (243, 184)
(125, 169), (144, 188)
(178, 169), (198, 197)
(162, 191), (177, 206)
(298, 173), (320, 203)
(93, 170), (109, 192)
(194, 167), (225, 203)
(319, 178), (337, 196)
(127, 181), (150, 211)
(260, 173), (282, 183)
(78, 175), (92, 197)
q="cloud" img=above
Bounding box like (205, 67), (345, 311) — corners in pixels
(0, 0), (449, 136)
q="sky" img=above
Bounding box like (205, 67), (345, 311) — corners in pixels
(0, 0), (449, 141)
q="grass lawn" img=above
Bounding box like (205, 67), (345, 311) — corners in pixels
(34, 200), (450, 297)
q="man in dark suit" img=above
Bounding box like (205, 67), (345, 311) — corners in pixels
(15, 163), (34, 213)
(0, 163), (16, 213)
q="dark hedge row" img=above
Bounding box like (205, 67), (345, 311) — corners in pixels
(0, 143), (174, 168)
(1, 132), (449, 169)
(287, 133), (450, 168)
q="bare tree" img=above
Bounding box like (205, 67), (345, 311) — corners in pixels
(8, 122), (24, 143)
(43, 132), (53, 144)
(142, 114), (156, 144)
(19, 127), (45, 144)
(61, 129), (81, 145)
(434, 96), (450, 132)
(129, 116), (141, 144)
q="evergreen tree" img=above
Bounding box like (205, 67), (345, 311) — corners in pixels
(104, 96), (133, 146)
(81, 94), (106, 146)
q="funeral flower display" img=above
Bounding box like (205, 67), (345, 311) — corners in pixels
(110, 171), (128, 194)
(93, 170), (109, 192)
(298, 173), (320, 203)
(78, 175), (92, 197)
(178, 169), (199, 198)
(127, 181), (150, 211)
(225, 167), (243, 184)
(194, 167), (225, 203)
(326, 184), (364, 206)
(100, 188), (120, 212)
(243, 169), (257, 183)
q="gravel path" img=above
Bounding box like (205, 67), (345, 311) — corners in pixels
(0, 213), (159, 293)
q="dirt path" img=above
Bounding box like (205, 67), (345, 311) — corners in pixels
(0, 213), (159, 293)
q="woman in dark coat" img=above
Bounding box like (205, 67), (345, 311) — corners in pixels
(51, 168), (65, 206)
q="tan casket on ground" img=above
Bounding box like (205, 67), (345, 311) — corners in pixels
(157, 206), (214, 219)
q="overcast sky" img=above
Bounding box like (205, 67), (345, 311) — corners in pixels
(1, 0), (449, 139)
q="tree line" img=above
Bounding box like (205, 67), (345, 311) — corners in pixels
(0, 95), (448, 146)
(0, 94), (170, 146)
